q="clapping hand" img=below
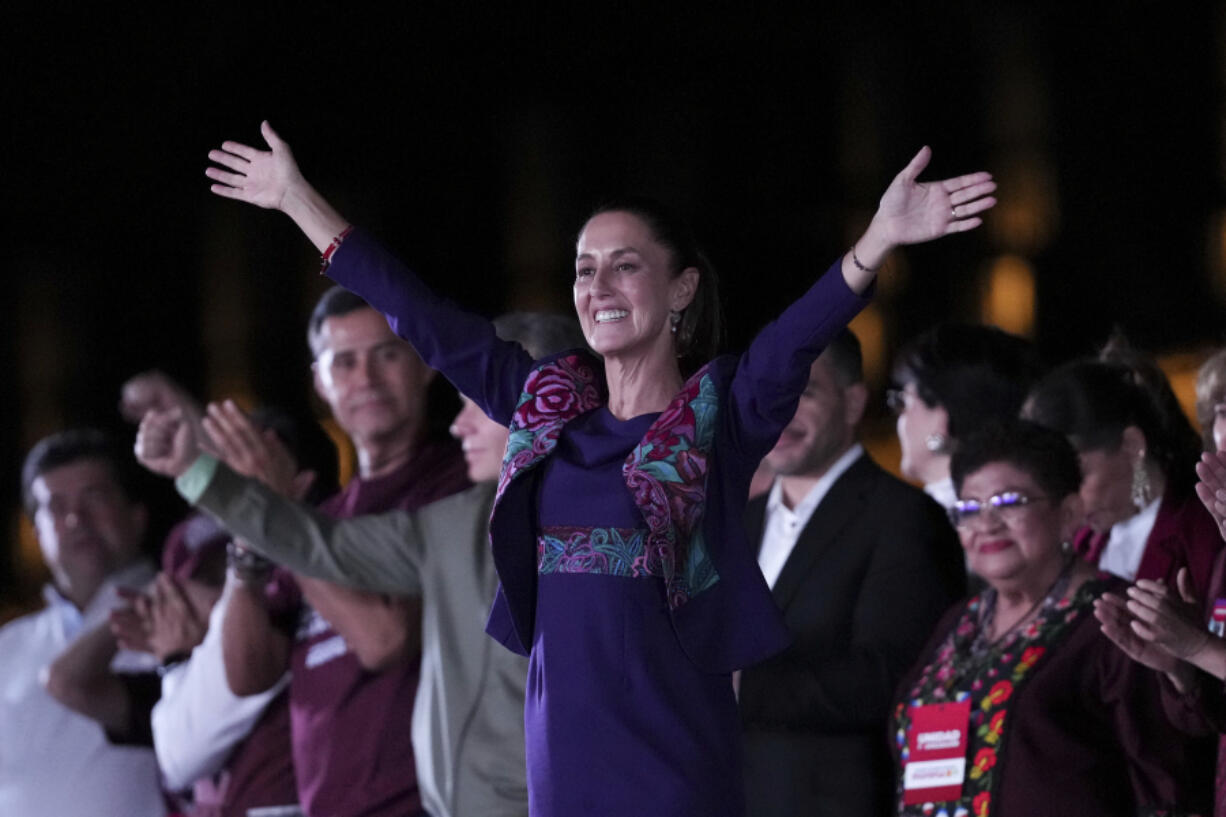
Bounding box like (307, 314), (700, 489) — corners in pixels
(1123, 570), (1210, 660)
(1094, 568), (1209, 691)
(110, 575), (212, 663)
(1094, 591), (1183, 676)
(1194, 450), (1226, 541)
(203, 400), (314, 500)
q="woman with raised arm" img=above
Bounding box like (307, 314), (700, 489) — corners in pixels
(206, 121), (996, 816)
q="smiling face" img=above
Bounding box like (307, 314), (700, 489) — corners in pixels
(31, 458), (147, 608)
(312, 307), (435, 449)
(573, 211), (697, 366)
(449, 395), (509, 483)
(956, 460), (1078, 586)
(766, 353), (866, 477)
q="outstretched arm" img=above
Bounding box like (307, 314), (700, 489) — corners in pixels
(205, 123), (536, 421)
(136, 406), (428, 594)
(841, 146), (996, 293)
(206, 121), (348, 253)
(730, 148), (996, 460)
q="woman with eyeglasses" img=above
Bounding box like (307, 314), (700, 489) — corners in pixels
(888, 324), (1041, 511)
(890, 420), (1212, 816)
(1022, 358), (1222, 604)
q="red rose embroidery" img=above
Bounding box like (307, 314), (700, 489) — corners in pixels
(1018, 645), (1045, 672)
(519, 367), (584, 427)
(980, 680), (1012, 711)
(969, 747), (997, 780)
(984, 710), (1006, 745)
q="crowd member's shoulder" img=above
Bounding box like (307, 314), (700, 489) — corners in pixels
(0, 607), (47, 648)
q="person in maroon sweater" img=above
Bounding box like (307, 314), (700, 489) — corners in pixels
(1094, 349), (1226, 817)
(893, 420), (1211, 816)
(217, 286), (468, 817)
(1023, 358), (1223, 603)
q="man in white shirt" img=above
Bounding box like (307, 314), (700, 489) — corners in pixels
(0, 428), (166, 816)
(738, 330), (966, 817)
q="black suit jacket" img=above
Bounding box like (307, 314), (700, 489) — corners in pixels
(739, 452), (965, 817)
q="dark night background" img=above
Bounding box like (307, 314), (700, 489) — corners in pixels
(3, 4), (1222, 617)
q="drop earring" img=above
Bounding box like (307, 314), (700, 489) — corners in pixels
(1131, 452), (1153, 510)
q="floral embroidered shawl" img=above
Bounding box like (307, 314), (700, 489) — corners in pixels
(494, 352), (720, 611)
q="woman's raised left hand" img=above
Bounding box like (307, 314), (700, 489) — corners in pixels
(872, 146), (997, 247)
(844, 147), (996, 292)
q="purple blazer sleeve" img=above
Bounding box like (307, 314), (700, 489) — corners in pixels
(326, 229), (535, 425)
(724, 259), (872, 462)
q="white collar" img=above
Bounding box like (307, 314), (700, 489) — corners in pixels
(42, 561), (156, 640)
(1100, 495), (1163, 582)
(924, 476), (958, 510)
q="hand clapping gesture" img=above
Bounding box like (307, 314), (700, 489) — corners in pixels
(110, 575), (212, 663)
(1095, 567), (1220, 691)
(1195, 450), (1226, 540)
(203, 401), (315, 501)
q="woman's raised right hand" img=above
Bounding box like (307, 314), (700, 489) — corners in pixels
(206, 120), (304, 211)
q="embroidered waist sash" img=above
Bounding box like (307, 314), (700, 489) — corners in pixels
(538, 526), (659, 578)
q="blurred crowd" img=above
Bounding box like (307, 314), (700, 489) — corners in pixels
(3, 138), (1226, 817)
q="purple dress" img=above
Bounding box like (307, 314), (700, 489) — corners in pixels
(326, 229), (871, 816)
(530, 407), (744, 813)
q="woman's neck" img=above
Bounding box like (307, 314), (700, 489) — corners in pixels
(991, 554), (1068, 634)
(603, 352), (685, 420)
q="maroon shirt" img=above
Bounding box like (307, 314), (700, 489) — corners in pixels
(191, 692), (297, 817)
(268, 439), (469, 817)
(1073, 487), (1224, 604)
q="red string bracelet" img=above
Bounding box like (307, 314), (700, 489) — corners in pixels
(319, 226), (354, 274)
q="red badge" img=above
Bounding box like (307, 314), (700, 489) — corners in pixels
(1211, 598), (1226, 637)
(903, 699), (971, 805)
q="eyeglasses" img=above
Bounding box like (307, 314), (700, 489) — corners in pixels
(948, 491), (1047, 528)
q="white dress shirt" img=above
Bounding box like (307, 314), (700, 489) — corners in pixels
(924, 476), (958, 511)
(152, 587), (290, 790)
(0, 562), (166, 816)
(1099, 495), (1162, 582)
(758, 445), (864, 589)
